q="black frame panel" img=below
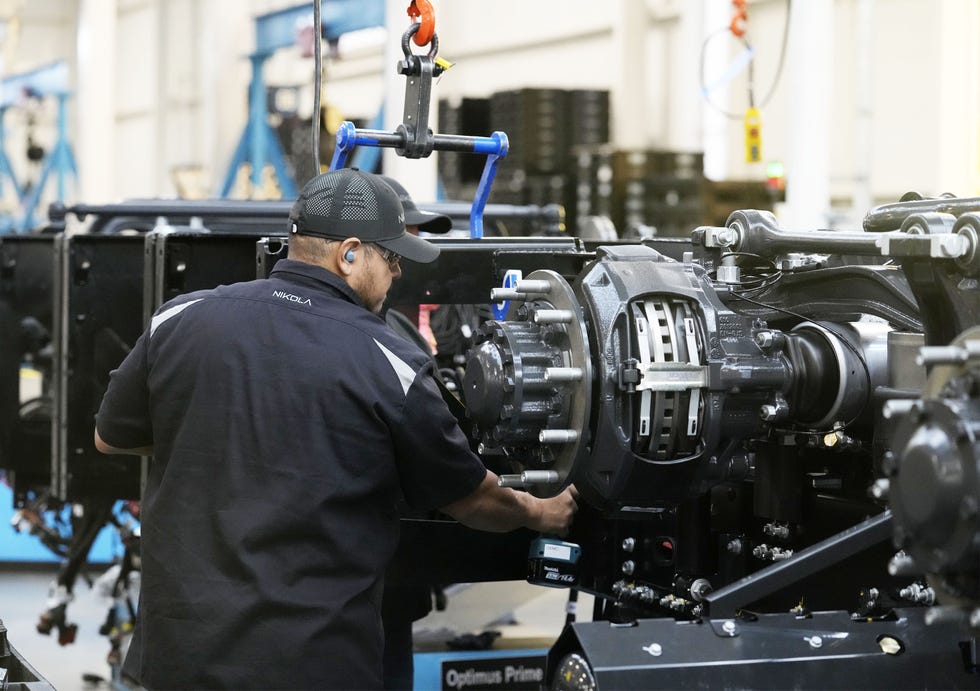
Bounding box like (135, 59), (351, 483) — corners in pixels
(52, 234), (145, 500)
(0, 235), (57, 502)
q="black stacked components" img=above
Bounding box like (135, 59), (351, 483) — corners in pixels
(438, 88), (610, 236)
(437, 97), (492, 202)
(702, 179), (783, 228)
(575, 147), (705, 238)
(490, 88), (610, 237)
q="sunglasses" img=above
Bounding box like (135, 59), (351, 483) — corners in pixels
(374, 245), (401, 269)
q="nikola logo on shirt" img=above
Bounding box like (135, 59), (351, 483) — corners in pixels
(273, 290), (312, 306)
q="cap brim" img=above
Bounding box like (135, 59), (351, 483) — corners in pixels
(405, 208), (453, 234)
(377, 231), (441, 264)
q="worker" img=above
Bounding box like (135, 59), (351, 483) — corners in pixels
(93, 167), (578, 690)
(374, 174), (451, 691)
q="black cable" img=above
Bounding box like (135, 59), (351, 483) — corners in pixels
(698, 27), (751, 120)
(712, 251), (783, 292)
(312, 0), (323, 176)
(757, 0), (792, 108)
(698, 1), (792, 118)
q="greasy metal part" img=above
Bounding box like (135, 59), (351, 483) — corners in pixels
(863, 192), (980, 233)
(922, 326), (980, 399)
(711, 208), (973, 262)
(720, 209), (899, 257)
(954, 213), (980, 276)
(704, 510), (893, 618)
(549, 608), (979, 690)
(889, 327), (980, 603)
(887, 331), (927, 391)
(732, 264), (922, 333)
(465, 269), (592, 496)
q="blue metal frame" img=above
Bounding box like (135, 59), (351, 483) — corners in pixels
(0, 107), (23, 233)
(221, 0), (385, 199)
(20, 93), (77, 230)
(219, 53), (298, 199)
(0, 62), (76, 232)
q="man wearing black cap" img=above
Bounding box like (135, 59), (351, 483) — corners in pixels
(93, 168), (578, 690)
(379, 174), (454, 235)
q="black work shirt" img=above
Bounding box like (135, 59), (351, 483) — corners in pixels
(96, 259), (487, 690)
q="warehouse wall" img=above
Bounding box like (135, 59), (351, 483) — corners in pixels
(0, 0), (977, 226)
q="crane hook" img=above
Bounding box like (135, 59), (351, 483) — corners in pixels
(407, 0), (436, 47)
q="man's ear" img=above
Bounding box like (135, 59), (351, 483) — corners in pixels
(337, 238), (361, 276)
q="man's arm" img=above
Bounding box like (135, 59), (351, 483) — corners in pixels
(94, 428), (153, 457)
(440, 472), (578, 537)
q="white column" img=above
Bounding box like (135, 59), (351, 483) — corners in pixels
(936, 0), (980, 196)
(382, 0), (437, 203)
(701, 1), (730, 181)
(201, 0), (249, 197)
(610, 0), (648, 148)
(851, 0), (874, 218)
(674, 2), (704, 153)
(782, 0), (834, 230)
(76, 0), (117, 203)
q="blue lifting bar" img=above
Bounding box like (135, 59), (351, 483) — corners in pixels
(329, 123), (508, 239)
(329, 25), (509, 239)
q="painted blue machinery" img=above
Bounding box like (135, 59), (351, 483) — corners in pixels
(220, 0), (385, 199)
(0, 61), (77, 232)
(329, 26), (509, 239)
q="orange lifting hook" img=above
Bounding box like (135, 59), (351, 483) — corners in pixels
(407, 0), (436, 47)
(730, 0), (748, 38)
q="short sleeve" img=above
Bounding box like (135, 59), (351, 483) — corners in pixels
(392, 368), (487, 510)
(95, 330), (153, 449)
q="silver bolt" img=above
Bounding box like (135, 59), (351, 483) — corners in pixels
(515, 279), (552, 294)
(622, 560), (635, 576)
(917, 345), (970, 366)
(545, 367), (584, 382)
(726, 539), (743, 555)
(888, 551), (921, 577)
(490, 288), (523, 302)
(870, 479), (890, 500)
(520, 470), (560, 485)
(881, 399), (915, 420)
(759, 404), (780, 422)
(622, 537), (636, 553)
(538, 429), (579, 444)
(533, 309), (574, 324)
(690, 578), (712, 601)
(755, 331), (774, 348)
(808, 635), (823, 648)
(722, 620), (737, 635)
(716, 228), (737, 246)
(497, 475), (525, 488)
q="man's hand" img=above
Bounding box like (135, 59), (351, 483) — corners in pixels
(441, 474), (581, 535)
(529, 485), (579, 537)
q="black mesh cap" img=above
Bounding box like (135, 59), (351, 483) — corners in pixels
(378, 175), (453, 234)
(289, 168), (440, 263)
